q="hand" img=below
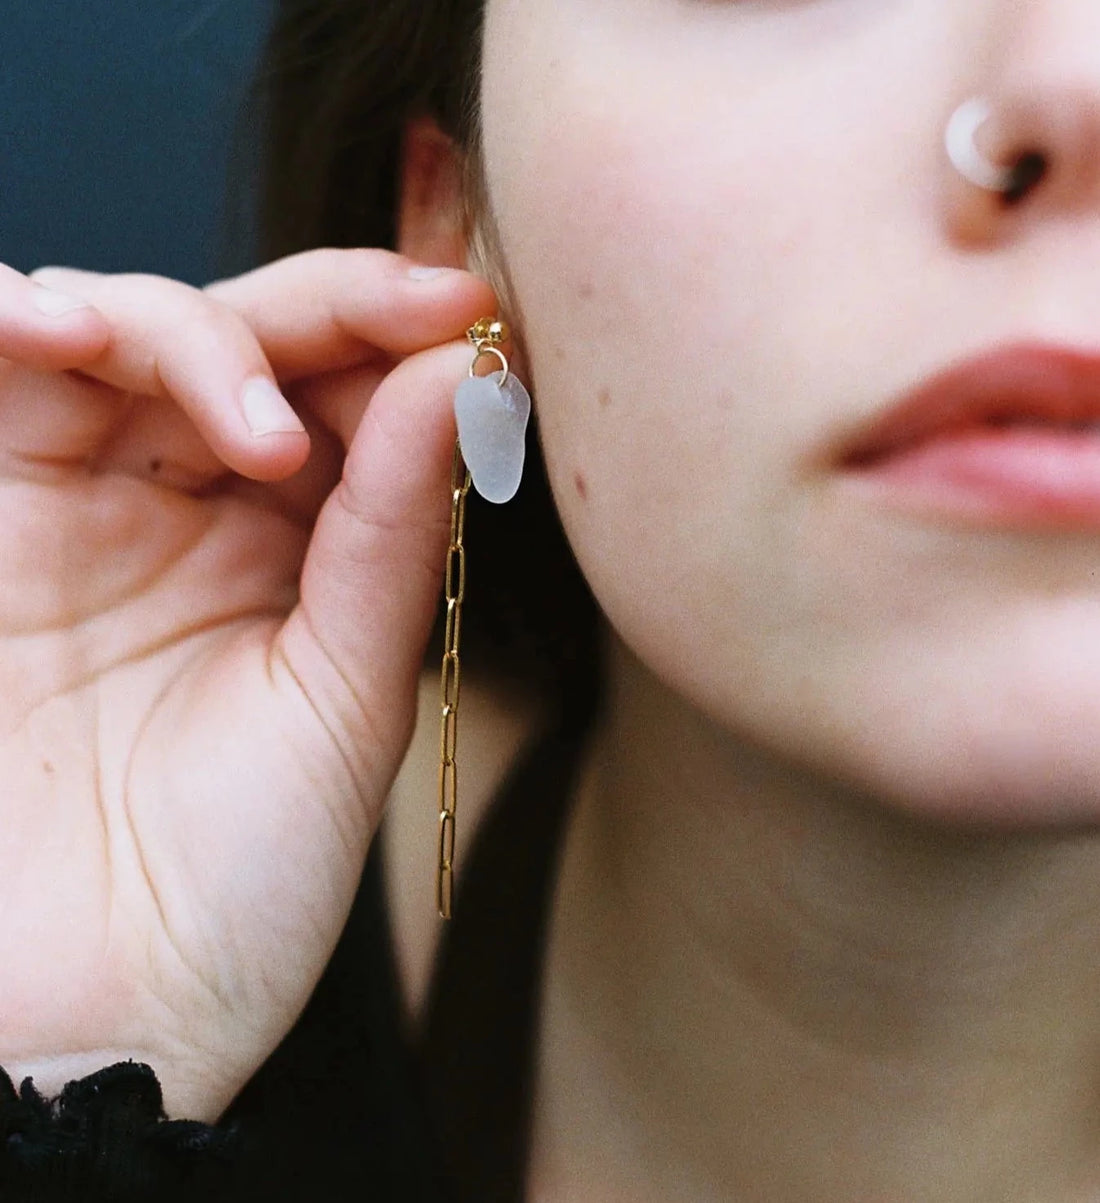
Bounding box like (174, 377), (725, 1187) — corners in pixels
(0, 252), (495, 1120)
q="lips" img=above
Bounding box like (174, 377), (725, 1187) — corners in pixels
(836, 344), (1100, 526)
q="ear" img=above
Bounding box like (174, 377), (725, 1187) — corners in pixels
(396, 115), (468, 268)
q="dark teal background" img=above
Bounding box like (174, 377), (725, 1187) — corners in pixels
(0, 0), (274, 285)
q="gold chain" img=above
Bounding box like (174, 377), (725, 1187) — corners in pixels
(437, 441), (470, 920)
(436, 317), (509, 920)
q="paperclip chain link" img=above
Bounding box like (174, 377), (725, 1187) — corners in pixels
(436, 318), (509, 920)
(437, 442), (470, 920)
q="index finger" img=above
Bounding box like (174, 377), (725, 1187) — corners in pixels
(0, 262), (111, 372)
(204, 249), (499, 382)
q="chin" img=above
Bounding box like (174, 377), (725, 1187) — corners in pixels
(797, 611), (1100, 833)
(705, 667), (1100, 836)
(873, 765), (1100, 833)
(832, 707), (1100, 834)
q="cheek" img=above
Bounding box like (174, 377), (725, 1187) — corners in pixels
(479, 3), (953, 691)
(484, 2), (1068, 814)
(482, 54), (820, 685)
(478, 4), (1100, 821)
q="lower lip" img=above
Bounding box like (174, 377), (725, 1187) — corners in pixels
(842, 426), (1100, 528)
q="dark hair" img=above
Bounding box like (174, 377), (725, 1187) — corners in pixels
(255, 0), (600, 722)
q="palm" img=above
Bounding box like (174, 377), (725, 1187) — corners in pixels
(0, 254), (496, 1119)
(0, 422), (364, 1114)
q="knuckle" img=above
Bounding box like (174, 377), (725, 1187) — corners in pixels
(130, 283), (259, 360)
(82, 272), (208, 320)
(291, 246), (400, 277)
(198, 291), (262, 345)
(152, 298), (233, 359)
(209, 247), (401, 300)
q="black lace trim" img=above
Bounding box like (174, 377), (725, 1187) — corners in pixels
(0, 1060), (238, 1201)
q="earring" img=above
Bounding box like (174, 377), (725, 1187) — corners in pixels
(437, 319), (531, 920)
(945, 96), (1048, 205)
(945, 98), (1016, 193)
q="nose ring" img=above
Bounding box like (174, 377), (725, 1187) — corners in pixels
(945, 98), (1017, 193)
(945, 97), (1048, 203)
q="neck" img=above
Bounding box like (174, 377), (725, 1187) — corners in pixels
(531, 637), (1100, 1203)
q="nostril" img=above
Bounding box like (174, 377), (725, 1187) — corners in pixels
(1001, 150), (1050, 206)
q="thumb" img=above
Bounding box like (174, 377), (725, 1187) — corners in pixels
(273, 339), (472, 793)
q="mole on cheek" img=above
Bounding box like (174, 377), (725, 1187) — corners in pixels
(598, 387), (613, 408)
(574, 471), (588, 501)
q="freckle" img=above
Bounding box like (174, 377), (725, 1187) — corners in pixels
(574, 472), (588, 501)
(43, 761), (54, 775)
(598, 387), (613, 408)
(149, 458), (163, 474)
(578, 280), (595, 300)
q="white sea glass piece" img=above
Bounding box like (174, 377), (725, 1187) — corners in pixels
(454, 370), (531, 504)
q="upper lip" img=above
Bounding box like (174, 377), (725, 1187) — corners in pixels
(838, 344), (1100, 467)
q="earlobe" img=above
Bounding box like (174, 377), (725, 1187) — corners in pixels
(397, 116), (469, 269)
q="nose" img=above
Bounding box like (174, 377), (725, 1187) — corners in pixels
(943, 4), (1100, 244)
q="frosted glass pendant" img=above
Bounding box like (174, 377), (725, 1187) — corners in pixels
(454, 370), (531, 504)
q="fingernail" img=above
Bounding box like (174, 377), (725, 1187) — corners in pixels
(240, 377), (306, 437)
(32, 286), (92, 317)
(408, 266), (450, 281)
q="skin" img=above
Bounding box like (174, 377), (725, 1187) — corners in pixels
(0, 254), (496, 1119)
(5, 1), (1100, 1199)
(483, 0), (1100, 823)
(464, 0), (1100, 1199)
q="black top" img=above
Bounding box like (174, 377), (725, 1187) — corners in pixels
(0, 724), (585, 1202)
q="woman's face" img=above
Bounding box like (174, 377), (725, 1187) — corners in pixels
(479, 0), (1100, 825)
